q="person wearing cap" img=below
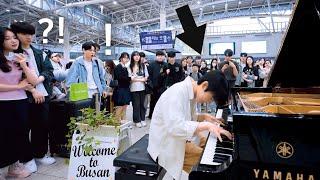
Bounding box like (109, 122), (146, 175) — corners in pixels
(218, 49), (239, 95)
(163, 51), (184, 88)
(147, 50), (167, 119)
(148, 71), (232, 180)
(235, 52), (247, 87)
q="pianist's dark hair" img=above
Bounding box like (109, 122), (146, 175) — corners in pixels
(198, 70), (229, 106)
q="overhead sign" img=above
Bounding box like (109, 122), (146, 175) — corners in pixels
(68, 134), (118, 180)
(140, 31), (174, 50)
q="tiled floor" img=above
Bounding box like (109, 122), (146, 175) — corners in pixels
(5, 103), (187, 180)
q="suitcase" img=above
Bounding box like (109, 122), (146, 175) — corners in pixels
(49, 98), (92, 157)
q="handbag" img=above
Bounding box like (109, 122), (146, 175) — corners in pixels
(69, 82), (89, 101)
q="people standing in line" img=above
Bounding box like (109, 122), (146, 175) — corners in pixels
(242, 56), (259, 88)
(66, 42), (107, 105)
(11, 22), (55, 173)
(163, 51), (184, 88)
(128, 51), (148, 128)
(147, 50), (167, 119)
(0, 27), (45, 179)
(218, 49), (239, 98)
(113, 52), (131, 123)
(235, 52), (247, 87)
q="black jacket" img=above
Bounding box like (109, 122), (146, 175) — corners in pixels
(163, 62), (184, 87)
(30, 46), (54, 96)
(114, 64), (131, 88)
(147, 61), (167, 89)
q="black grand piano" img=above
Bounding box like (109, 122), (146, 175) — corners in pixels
(190, 0), (320, 179)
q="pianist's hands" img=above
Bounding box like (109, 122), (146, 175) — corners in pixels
(207, 122), (232, 142)
(198, 113), (225, 125)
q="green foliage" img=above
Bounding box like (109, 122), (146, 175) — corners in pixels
(67, 108), (120, 156)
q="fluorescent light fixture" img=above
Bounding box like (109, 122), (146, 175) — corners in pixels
(238, 1), (241, 5)
(113, 1), (117, 5)
(6, 9), (10, 12)
(197, 1), (201, 5)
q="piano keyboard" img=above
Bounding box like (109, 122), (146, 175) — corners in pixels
(200, 109), (234, 166)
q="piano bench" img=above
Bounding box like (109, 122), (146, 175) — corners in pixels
(113, 134), (166, 180)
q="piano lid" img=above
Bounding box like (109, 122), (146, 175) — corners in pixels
(267, 0), (320, 88)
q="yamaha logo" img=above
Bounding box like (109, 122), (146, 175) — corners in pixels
(276, 142), (294, 159)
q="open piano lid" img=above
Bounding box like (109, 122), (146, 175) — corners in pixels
(267, 0), (320, 88)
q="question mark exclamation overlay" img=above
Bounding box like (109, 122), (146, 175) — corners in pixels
(58, 17), (64, 43)
(38, 18), (53, 44)
(105, 23), (112, 55)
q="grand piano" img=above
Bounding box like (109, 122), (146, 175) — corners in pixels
(190, 0), (320, 179)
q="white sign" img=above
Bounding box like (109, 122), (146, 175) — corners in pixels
(68, 134), (118, 180)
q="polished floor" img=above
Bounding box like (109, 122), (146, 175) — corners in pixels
(5, 104), (188, 180)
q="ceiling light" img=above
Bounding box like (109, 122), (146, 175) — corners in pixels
(197, 1), (201, 5)
(225, 3), (228, 11)
(199, 7), (203, 11)
(238, 1), (242, 5)
(5, 9), (10, 12)
(113, 1), (117, 5)
(212, 5), (215, 9)
(100, 5), (104, 9)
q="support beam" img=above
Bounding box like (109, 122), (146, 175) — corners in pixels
(267, 0), (275, 32)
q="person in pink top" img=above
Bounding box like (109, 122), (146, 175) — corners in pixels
(0, 27), (41, 179)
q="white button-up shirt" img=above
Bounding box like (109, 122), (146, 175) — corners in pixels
(147, 76), (199, 180)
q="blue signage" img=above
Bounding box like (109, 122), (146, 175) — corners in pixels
(140, 31), (174, 50)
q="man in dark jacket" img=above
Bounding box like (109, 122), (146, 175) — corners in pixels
(11, 22), (54, 173)
(147, 50), (167, 119)
(163, 51), (184, 88)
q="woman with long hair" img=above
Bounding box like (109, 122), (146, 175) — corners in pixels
(180, 57), (188, 78)
(0, 27), (40, 179)
(242, 56), (259, 87)
(260, 59), (272, 87)
(210, 58), (218, 71)
(128, 51), (148, 127)
(113, 52), (131, 123)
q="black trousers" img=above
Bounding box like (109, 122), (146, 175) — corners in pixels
(131, 91), (146, 123)
(21, 98), (50, 162)
(0, 99), (30, 167)
(148, 89), (162, 119)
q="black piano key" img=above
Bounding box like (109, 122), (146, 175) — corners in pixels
(215, 148), (233, 155)
(212, 158), (226, 163)
(216, 143), (233, 149)
(214, 154), (230, 159)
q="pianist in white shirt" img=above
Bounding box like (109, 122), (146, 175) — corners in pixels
(147, 70), (232, 180)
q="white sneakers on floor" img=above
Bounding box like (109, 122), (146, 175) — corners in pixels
(135, 122), (142, 128)
(24, 159), (37, 173)
(24, 155), (56, 174)
(7, 162), (31, 178)
(35, 155), (56, 165)
(136, 121), (147, 128)
(141, 121), (147, 127)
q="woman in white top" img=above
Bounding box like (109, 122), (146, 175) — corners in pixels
(128, 51), (148, 128)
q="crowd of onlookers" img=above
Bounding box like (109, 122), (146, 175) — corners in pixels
(0, 21), (273, 179)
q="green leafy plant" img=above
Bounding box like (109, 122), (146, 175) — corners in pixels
(67, 108), (120, 155)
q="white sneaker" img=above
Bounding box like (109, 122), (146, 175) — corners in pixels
(135, 123), (142, 128)
(7, 162), (31, 178)
(35, 155), (56, 165)
(24, 159), (37, 173)
(141, 121), (147, 127)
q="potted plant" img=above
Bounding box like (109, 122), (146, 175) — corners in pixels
(67, 108), (131, 154)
